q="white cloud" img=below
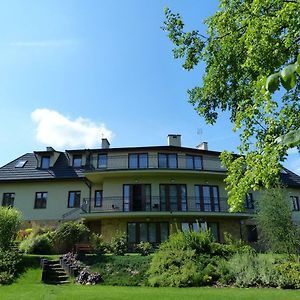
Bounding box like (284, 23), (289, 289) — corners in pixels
(31, 108), (113, 149)
(9, 39), (80, 48)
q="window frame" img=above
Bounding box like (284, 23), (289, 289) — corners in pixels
(291, 196), (300, 211)
(128, 153), (148, 169)
(2, 193), (15, 207)
(158, 153), (178, 169)
(68, 191), (81, 208)
(41, 156), (50, 169)
(97, 154), (108, 169)
(94, 190), (103, 207)
(72, 155), (82, 168)
(194, 185), (220, 212)
(34, 192), (48, 209)
(186, 154), (203, 170)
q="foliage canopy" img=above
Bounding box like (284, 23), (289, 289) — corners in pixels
(163, 0), (300, 211)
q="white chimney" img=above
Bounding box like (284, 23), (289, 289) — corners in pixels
(101, 138), (110, 149)
(167, 134), (181, 147)
(197, 142), (208, 150)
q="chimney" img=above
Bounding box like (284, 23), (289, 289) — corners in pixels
(196, 142), (208, 151)
(167, 134), (181, 147)
(101, 138), (110, 149)
(46, 146), (55, 152)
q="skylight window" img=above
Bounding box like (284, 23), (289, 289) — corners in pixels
(15, 160), (27, 168)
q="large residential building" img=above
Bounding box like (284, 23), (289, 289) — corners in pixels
(1, 135), (300, 250)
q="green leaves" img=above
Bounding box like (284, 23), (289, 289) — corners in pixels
(277, 129), (300, 148)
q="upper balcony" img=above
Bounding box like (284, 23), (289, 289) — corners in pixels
(85, 153), (227, 175)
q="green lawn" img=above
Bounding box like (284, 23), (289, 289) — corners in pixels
(1, 255), (300, 300)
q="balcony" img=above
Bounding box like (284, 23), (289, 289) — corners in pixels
(81, 196), (254, 216)
(86, 154), (226, 173)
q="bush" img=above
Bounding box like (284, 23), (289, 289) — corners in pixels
(19, 233), (53, 254)
(90, 233), (107, 255)
(0, 207), (21, 250)
(109, 232), (127, 256)
(53, 221), (90, 253)
(0, 249), (22, 284)
(276, 262), (300, 289)
(136, 242), (152, 256)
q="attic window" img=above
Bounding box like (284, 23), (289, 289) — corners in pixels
(41, 156), (50, 169)
(15, 160), (27, 168)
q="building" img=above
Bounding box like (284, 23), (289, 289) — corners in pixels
(0, 135), (300, 250)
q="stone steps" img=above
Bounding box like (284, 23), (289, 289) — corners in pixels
(41, 259), (70, 284)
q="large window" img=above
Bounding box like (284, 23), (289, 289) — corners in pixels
(123, 184), (151, 212)
(128, 153), (148, 169)
(73, 155), (82, 167)
(181, 221), (219, 241)
(68, 191), (81, 208)
(245, 193), (254, 209)
(41, 156), (50, 169)
(194, 185), (220, 212)
(291, 196), (300, 211)
(98, 154), (107, 168)
(127, 222), (169, 249)
(160, 184), (187, 211)
(158, 153), (177, 169)
(94, 190), (103, 207)
(2, 193), (15, 207)
(34, 192), (47, 209)
(186, 155), (202, 170)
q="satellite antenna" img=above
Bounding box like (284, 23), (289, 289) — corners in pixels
(197, 128), (203, 136)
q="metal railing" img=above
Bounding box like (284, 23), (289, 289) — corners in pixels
(86, 154), (226, 172)
(80, 196), (245, 214)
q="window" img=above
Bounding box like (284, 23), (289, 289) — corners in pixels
(41, 156), (50, 169)
(15, 160), (27, 168)
(98, 154), (107, 168)
(128, 153), (148, 168)
(291, 196), (300, 211)
(181, 221), (219, 241)
(158, 153), (177, 168)
(68, 191), (81, 208)
(160, 184), (187, 211)
(246, 225), (258, 242)
(2, 193), (15, 207)
(194, 185), (220, 212)
(73, 155), (82, 167)
(34, 192), (47, 209)
(245, 193), (254, 209)
(94, 190), (103, 207)
(123, 184), (151, 212)
(127, 222), (169, 248)
(186, 155), (202, 170)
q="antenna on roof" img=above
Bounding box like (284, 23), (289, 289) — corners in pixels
(197, 128), (203, 136)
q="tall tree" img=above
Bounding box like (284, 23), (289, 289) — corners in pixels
(163, 0), (300, 211)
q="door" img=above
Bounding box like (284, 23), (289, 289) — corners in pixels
(123, 184), (151, 212)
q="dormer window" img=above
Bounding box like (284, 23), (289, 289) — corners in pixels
(41, 156), (50, 169)
(73, 155), (82, 168)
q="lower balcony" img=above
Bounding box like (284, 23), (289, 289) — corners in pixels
(81, 196), (254, 216)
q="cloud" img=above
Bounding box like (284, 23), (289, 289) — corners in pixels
(31, 108), (113, 149)
(9, 39), (80, 48)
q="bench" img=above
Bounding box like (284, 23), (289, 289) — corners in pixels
(74, 243), (92, 255)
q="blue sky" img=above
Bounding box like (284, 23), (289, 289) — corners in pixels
(0, 0), (299, 174)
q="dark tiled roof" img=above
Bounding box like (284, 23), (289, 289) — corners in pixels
(0, 153), (85, 181)
(280, 168), (300, 188)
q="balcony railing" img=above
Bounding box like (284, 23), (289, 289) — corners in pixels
(81, 196), (242, 214)
(86, 154), (226, 173)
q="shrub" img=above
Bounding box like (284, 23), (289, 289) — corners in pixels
(0, 249), (22, 284)
(136, 242), (152, 256)
(276, 262), (300, 289)
(19, 233), (53, 254)
(109, 232), (127, 256)
(53, 221), (90, 253)
(90, 233), (107, 255)
(0, 207), (21, 250)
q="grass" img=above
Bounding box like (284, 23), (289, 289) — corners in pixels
(2, 255), (300, 300)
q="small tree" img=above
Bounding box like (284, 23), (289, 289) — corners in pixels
(255, 188), (300, 254)
(0, 207), (21, 250)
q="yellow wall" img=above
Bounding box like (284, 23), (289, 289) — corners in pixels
(0, 180), (89, 221)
